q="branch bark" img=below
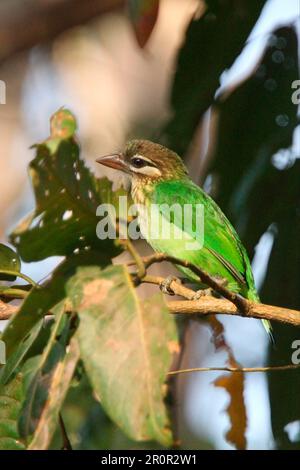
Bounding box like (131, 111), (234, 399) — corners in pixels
(0, 0), (125, 63)
(0, 299), (18, 320)
(134, 252), (250, 312)
(167, 297), (300, 327)
(2, 251), (300, 327)
(139, 274), (300, 326)
(131, 253), (300, 327)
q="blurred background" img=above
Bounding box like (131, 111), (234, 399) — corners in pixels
(0, 0), (299, 450)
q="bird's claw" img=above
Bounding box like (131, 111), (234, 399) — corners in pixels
(160, 276), (181, 295)
(212, 275), (228, 287)
(192, 288), (213, 300)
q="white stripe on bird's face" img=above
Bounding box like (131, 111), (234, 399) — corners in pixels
(129, 154), (162, 177)
(129, 165), (162, 177)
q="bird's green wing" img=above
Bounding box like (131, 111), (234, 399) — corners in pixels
(152, 179), (257, 297)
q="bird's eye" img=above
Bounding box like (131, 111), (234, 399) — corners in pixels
(131, 157), (146, 168)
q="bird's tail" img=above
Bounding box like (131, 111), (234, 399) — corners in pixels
(247, 289), (274, 342)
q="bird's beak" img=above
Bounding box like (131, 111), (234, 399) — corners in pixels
(96, 153), (129, 173)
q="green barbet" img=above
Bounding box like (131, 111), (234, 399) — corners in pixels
(97, 140), (271, 336)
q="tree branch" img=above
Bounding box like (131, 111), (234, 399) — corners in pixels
(168, 298), (300, 326)
(142, 274), (197, 299)
(132, 252), (250, 313)
(2, 250), (300, 328)
(140, 274), (300, 326)
(119, 239), (146, 281)
(0, 299), (18, 320)
(131, 251), (300, 326)
(0, 0), (125, 63)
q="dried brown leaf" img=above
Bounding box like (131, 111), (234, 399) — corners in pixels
(211, 317), (247, 450)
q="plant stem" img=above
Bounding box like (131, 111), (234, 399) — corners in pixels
(168, 364), (300, 376)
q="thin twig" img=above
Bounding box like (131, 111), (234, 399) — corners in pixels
(0, 287), (29, 301)
(168, 364), (300, 376)
(120, 239), (146, 281)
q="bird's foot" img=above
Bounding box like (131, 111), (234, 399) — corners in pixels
(160, 276), (181, 295)
(192, 288), (214, 300)
(212, 275), (228, 287)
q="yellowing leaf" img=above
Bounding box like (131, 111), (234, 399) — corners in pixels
(210, 317), (247, 450)
(50, 108), (77, 140)
(68, 264), (178, 447)
(215, 359), (247, 450)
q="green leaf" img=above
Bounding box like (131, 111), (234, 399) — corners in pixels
(0, 373), (25, 450)
(67, 264), (178, 447)
(164, 0), (267, 155)
(27, 336), (80, 450)
(10, 109), (122, 262)
(128, 0), (159, 47)
(18, 305), (75, 443)
(0, 320), (43, 385)
(0, 250), (110, 383)
(0, 243), (21, 281)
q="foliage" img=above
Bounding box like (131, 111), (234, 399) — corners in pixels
(0, 374), (25, 450)
(69, 265), (177, 447)
(0, 0), (299, 451)
(0, 107), (178, 449)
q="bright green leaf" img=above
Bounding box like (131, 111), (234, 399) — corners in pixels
(0, 320), (43, 385)
(0, 373), (25, 450)
(0, 243), (21, 281)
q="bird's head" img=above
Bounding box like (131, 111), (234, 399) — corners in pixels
(96, 139), (188, 183)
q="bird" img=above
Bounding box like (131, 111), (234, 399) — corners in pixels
(96, 139), (271, 337)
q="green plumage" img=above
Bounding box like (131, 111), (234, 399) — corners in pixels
(147, 179), (257, 298)
(143, 179), (271, 335)
(97, 139), (271, 336)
